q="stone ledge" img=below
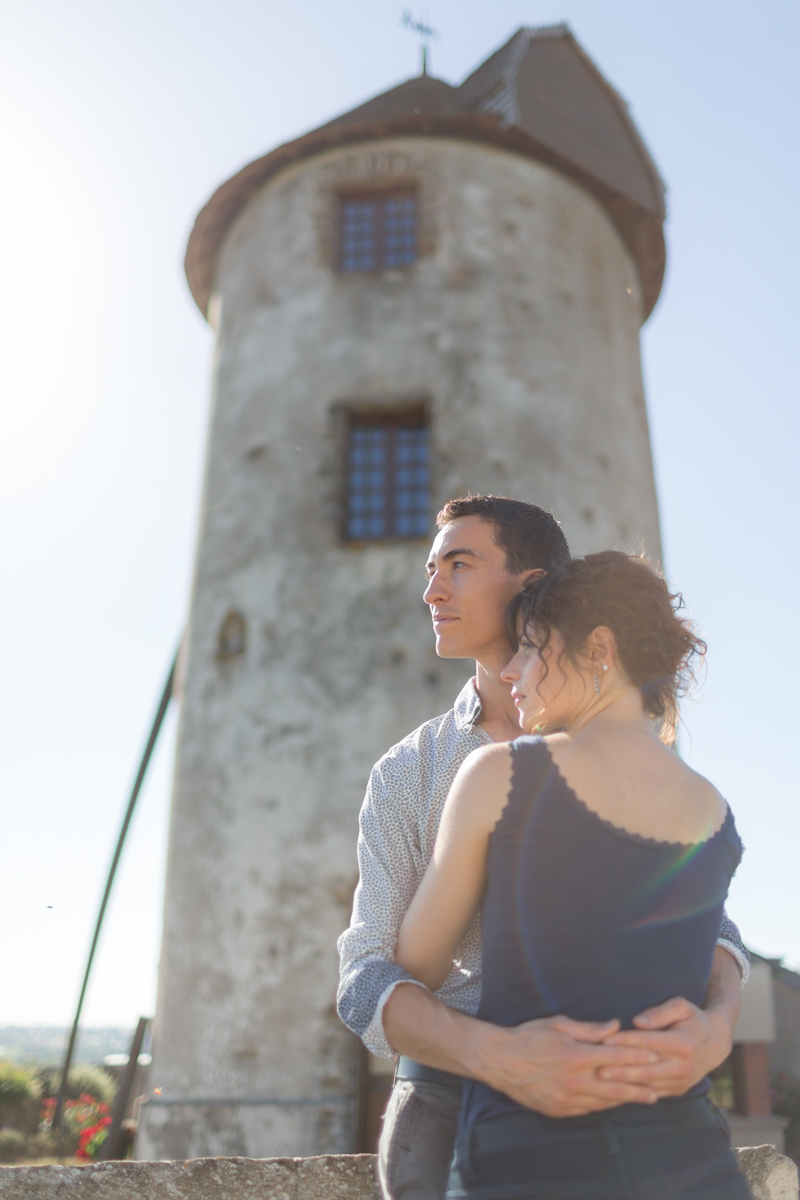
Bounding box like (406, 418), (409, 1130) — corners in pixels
(737, 1145), (799, 1200)
(0, 1147), (796, 1199)
(0, 1156), (379, 1200)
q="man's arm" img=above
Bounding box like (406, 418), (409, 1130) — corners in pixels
(383, 946), (740, 1113)
(383, 983), (661, 1117)
(598, 944), (742, 1093)
(336, 753), (428, 1059)
(385, 940), (745, 1112)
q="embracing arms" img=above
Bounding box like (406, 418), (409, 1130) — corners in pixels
(393, 743), (744, 1112)
(383, 946), (741, 1116)
(338, 740), (747, 1115)
(390, 744), (667, 1112)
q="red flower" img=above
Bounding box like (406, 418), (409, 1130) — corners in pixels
(76, 1129), (94, 1159)
(75, 1117), (112, 1161)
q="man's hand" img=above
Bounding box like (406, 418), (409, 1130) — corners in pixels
(383, 984), (659, 1118)
(471, 1014), (661, 1117)
(597, 947), (741, 1096)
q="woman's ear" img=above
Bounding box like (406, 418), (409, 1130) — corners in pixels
(584, 625), (617, 669)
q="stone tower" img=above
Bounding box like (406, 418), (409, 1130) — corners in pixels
(139, 24), (666, 1160)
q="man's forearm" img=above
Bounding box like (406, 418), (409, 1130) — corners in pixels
(701, 944), (742, 1052)
(382, 982), (661, 1116)
(382, 981), (490, 1076)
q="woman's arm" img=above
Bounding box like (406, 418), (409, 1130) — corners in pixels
(395, 743), (513, 990)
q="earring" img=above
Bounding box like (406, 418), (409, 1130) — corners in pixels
(594, 669), (600, 695)
(602, 663), (609, 672)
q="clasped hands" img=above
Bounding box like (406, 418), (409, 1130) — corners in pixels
(479, 994), (733, 1119)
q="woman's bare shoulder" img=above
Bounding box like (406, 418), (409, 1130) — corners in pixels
(680, 761), (729, 826)
(446, 743), (514, 831)
(458, 741), (514, 782)
(543, 731), (571, 755)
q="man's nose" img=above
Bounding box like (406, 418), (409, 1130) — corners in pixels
(423, 571), (447, 605)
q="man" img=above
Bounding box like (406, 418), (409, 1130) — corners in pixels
(337, 496), (748, 1200)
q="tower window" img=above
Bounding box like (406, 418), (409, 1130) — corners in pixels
(339, 191), (417, 272)
(345, 411), (430, 540)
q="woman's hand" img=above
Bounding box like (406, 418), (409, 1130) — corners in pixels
(474, 1013), (661, 1116)
(596, 947), (741, 1095)
(383, 985), (662, 1116)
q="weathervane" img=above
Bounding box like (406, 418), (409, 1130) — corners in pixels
(401, 10), (439, 76)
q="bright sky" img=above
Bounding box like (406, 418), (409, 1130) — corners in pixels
(1, 0), (797, 1029)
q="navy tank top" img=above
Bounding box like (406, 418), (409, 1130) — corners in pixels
(462, 736), (743, 1129)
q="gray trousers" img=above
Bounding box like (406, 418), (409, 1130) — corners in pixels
(378, 1079), (463, 1200)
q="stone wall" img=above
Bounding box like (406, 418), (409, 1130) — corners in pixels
(0, 1150), (797, 1200)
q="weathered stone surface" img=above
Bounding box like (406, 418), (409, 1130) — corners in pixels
(295, 1156), (379, 1199)
(0, 1155), (379, 1199)
(737, 1145), (799, 1200)
(0, 1150), (797, 1198)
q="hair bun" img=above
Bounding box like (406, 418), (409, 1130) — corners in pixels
(506, 551), (705, 743)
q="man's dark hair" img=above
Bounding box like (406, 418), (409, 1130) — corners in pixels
(436, 495), (570, 573)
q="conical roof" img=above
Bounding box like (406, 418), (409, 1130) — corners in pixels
(186, 24), (666, 319)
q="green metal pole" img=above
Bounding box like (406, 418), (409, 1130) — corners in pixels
(53, 651), (178, 1138)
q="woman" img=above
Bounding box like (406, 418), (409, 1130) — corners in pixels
(395, 552), (748, 1199)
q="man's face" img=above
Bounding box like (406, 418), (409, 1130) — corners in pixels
(423, 516), (531, 661)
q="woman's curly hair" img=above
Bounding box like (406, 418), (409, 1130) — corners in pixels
(506, 551), (706, 743)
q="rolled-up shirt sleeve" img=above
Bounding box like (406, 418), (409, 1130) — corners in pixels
(718, 910), (750, 985)
(337, 752), (429, 1059)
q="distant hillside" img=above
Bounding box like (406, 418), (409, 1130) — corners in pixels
(0, 1027), (135, 1065)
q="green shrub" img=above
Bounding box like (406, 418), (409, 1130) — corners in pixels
(0, 1060), (41, 1105)
(25, 1129), (58, 1160)
(60, 1064), (116, 1108)
(0, 1060), (42, 1132)
(0, 1128), (27, 1163)
(50, 1124), (80, 1158)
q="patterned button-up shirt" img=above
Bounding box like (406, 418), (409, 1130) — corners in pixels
(337, 678), (750, 1059)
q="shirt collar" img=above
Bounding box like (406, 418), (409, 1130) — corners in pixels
(453, 676), (484, 732)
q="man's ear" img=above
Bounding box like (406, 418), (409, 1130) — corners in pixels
(519, 568), (546, 589)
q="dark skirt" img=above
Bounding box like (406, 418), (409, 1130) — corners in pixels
(447, 1097), (751, 1200)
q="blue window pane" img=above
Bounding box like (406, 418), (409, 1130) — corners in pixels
(347, 424), (387, 537)
(346, 419), (428, 541)
(339, 193), (417, 272)
(341, 200), (379, 272)
(383, 196), (417, 267)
